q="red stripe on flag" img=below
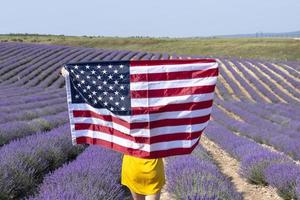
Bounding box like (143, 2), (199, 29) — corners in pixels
(73, 110), (129, 128)
(131, 85), (216, 98)
(130, 59), (216, 66)
(75, 135), (201, 158)
(132, 100), (213, 115)
(130, 114), (210, 129)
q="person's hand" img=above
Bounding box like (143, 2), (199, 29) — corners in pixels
(60, 67), (69, 77)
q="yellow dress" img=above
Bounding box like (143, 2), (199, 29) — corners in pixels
(121, 154), (165, 195)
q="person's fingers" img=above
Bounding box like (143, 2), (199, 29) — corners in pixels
(60, 67), (68, 77)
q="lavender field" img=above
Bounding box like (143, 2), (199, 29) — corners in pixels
(0, 41), (300, 200)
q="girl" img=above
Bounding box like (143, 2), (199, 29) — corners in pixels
(60, 67), (166, 200)
(121, 154), (165, 200)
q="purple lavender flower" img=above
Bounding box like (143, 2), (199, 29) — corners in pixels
(240, 149), (287, 185)
(0, 111), (69, 146)
(296, 178), (300, 199)
(165, 146), (242, 200)
(264, 163), (300, 199)
(0, 124), (85, 199)
(29, 146), (128, 200)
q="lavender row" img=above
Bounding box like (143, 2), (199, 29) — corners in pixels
(30, 47), (112, 88)
(24, 48), (98, 88)
(0, 124), (86, 199)
(0, 111), (69, 146)
(0, 42), (71, 64)
(0, 43), (28, 60)
(218, 60), (248, 101)
(255, 61), (300, 98)
(0, 85), (56, 98)
(0, 46), (83, 87)
(44, 48), (108, 89)
(0, 42), (51, 61)
(103, 49), (127, 61)
(248, 60), (300, 101)
(220, 59), (265, 102)
(229, 59), (281, 103)
(215, 76), (234, 101)
(0, 87), (65, 107)
(0, 46), (36, 67)
(14, 49), (91, 87)
(1, 48), (85, 87)
(165, 145), (242, 200)
(230, 58), (298, 102)
(249, 102), (300, 121)
(0, 84), (65, 97)
(274, 61), (300, 78)
(213, 101), (300, 160)
(0, 46), (51, 73)
(0, 45), (41, 68)
(216, 98), (299, 139)
(234, 101), (300, 131)
(242, 60), (298, 103)
(0, 96), (65, 114)
(222, 58), (270, 102)
(29, 146), (129, 200)
(0, 46), (64, 85)
(0, 47), (71, 86)
(205, 120), (300, 200)
(0, 45), (47, 75)
(0, 102), (67, 124)
(297, 180), (300, 199)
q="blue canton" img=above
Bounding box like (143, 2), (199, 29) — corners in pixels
(65, 61), (131, 115)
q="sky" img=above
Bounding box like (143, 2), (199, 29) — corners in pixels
(1, 0), (300, 37)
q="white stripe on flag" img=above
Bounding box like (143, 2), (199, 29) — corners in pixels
(130, 62), (218, 74)
(73, 117), (208, 137)
(130, 76), (217, 90)
(70, 103), (212, 122)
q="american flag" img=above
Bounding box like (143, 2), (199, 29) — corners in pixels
(63, 59), (218, 158)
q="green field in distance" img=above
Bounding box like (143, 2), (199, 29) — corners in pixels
(1, 34), (300, 61)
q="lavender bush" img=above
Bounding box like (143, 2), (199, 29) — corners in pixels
(0, 102), (67, 124)
(0, 111), (69, 146)
(264, 163), (300, 199)
(240, 151), (286, 185)
(242, 60), (295, 103)
(0, 88), (66, 107)
(212, 100), (300, 160)
(221, 59), (264, 102)
(26, 48), (95, 88)
(28, 146), (129, 200)
(165, 146), (242, 200)
(0, 97), (65, 114)
(204, 120), (300, 199)
(229, 59), (280, 103)
(296, 178), (300, 199)
(0, 124), (85, 199)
